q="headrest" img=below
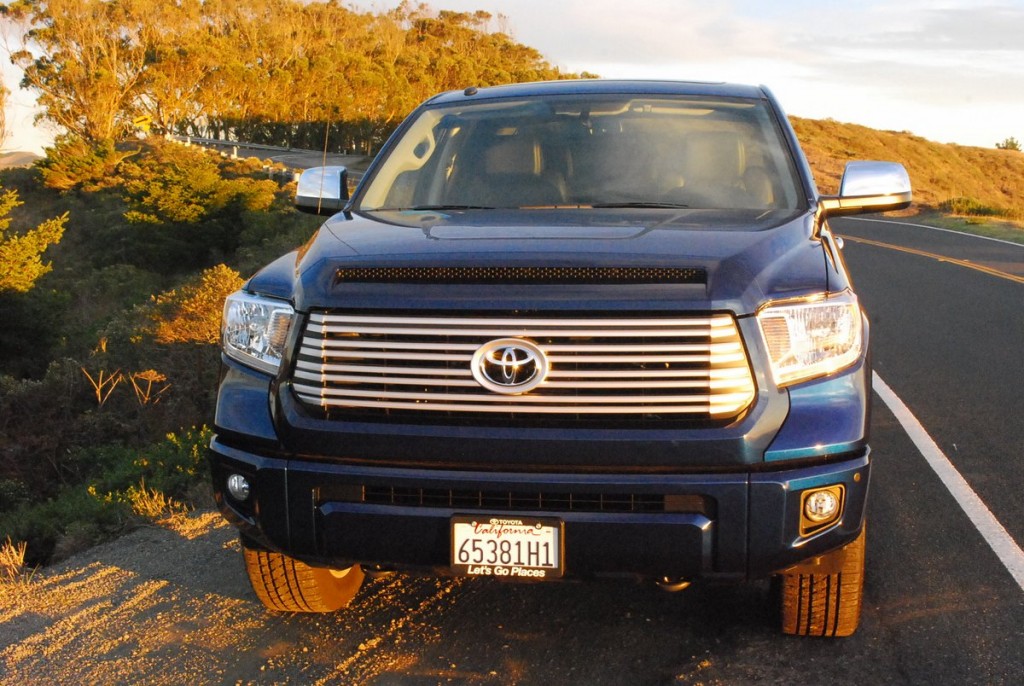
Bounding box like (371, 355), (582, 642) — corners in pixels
(485, 136), (542, 175)
(685, 132), (746, 183)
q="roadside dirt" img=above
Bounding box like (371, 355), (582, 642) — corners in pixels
(7, 499), (1016, 685)
(0, 509), (789, 685)
(0, 511), (479, 684)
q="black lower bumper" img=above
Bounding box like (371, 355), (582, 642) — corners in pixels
(210, 437), (870, 581)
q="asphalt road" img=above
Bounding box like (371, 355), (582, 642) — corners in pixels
(2, 216), (1022, 685)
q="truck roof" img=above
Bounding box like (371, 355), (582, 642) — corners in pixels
(426, 79), (769, 105)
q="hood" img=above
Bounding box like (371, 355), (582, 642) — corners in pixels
(248, 208), (829, 315)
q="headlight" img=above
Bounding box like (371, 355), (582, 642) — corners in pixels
(222, 291), (295, 374)
(756, 291), (863, 387)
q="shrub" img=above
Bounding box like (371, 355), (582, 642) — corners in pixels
(0, 289), (68, 378)
(0, 486), (133, 565)
(995, 137), (1021, 151)
(37, 138), (137, 192)
(150, 264), (245, 345)
(0, 185), (68, 294)
(0, 426), (212, 565)
(0, 479), (31, 513)
(939, 197), (1005, 217)
(118, 140), (279, 225)
(76, 426), (211, 502)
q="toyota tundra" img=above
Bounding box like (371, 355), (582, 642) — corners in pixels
(210, 79), (911, 636)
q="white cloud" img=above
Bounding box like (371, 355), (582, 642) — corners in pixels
(484, 0), (1024, 146)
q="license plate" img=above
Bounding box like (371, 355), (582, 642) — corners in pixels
(451, 515), (563, 579)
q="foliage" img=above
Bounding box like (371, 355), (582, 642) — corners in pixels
(3, 0), (152, 143)
(0, 290), (64, 377)
(85, 426), (211, 502)
(938, 197), (1003, 218)
(0, 426), (210, 565)
(37, 138), (137, 192)
(0, 137), (289, 565)
(0, 184), (67, 292)
(150, 264), (244, 345)
(995, 137), (1021, 152)
(2, 0), (579, 152)
(31, 138), (290, 277)
(0, 485), (133, 565)
(117, 480), (190, 521)
(118, 140), (277, 224)
(0, 127), (300, 565)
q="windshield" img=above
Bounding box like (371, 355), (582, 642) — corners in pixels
(358, 93), (805, 212)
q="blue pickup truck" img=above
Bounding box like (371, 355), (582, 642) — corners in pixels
(210, 79), (911, 636)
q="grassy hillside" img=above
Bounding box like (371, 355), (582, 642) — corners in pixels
(792, 117), (1024, 227)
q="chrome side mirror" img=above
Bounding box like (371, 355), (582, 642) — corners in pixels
(295, 166), (349, 216)
(817, 161), (912, 223)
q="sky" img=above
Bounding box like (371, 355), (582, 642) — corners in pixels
(4, 0), (1024, 153)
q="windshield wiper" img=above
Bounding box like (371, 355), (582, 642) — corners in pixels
(591, 202), (691, 209)
(394, 204), (496, 211)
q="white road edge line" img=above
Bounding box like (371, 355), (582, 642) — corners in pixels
(873, 371), (1024, 592)
(847, 216), (1024, 248)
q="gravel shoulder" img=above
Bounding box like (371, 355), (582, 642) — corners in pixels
(0, 509), (779, 685)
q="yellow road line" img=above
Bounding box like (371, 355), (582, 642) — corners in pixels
(839, 234), (1024, 285)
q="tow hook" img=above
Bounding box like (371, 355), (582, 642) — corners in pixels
(363, 565), (397, 579)
(656, 577), (692, 592)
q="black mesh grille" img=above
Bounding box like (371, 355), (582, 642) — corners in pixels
(322, 484), (714, 516)
(334, 265), (706, 285)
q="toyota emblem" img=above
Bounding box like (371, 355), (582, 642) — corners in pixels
(471, 338), (549, 394)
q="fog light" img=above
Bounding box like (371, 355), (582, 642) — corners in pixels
(806, 491), (839, 521)
(227, 474), (251, 501)
(799, 485), (844, 535)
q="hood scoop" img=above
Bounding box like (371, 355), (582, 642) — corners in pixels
(334, 265), (707, 286)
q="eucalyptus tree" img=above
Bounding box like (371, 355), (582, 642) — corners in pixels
(2, 0), (154, 143)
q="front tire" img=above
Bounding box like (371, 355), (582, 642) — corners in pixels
(779, 525), (866, 637)
(242, 540), (364, 613)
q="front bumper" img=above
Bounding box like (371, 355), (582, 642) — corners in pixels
(211, 437), (869, 580)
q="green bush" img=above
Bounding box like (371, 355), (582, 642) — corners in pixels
(0, 487), (133, 566)
(119, 139), (279, 225)
(37, 138), (138, 193)
(0, 479), (31, 514)
(939, 197), (1006, 217)
(85, 426), (211, 501)
(0, 426), (212, 566)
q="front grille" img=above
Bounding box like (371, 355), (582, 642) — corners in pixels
(292, 312), (755, 422)
(322, 483), (713, 516)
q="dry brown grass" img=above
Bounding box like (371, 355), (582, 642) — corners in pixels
(126, 480), (191, 525)
(1, 537), (32, 586)
(792, 117), (1024, 223)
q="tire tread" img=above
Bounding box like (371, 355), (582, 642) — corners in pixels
(242, 544), (363, 613)
(780, 526), (866, 637)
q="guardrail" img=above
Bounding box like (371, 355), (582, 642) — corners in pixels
(169, 134), (304, 156)
(167, 134), (366, 183)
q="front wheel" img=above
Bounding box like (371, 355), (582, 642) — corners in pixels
(779, 525), (866, 637)
(242, 540), (364, 613)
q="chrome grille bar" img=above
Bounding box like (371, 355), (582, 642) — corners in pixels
(292, 312), (756, 419)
